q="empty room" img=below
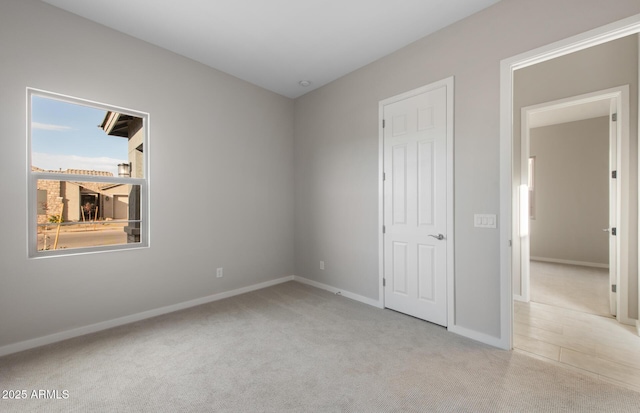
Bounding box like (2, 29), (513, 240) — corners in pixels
(2, 0), (640, 411)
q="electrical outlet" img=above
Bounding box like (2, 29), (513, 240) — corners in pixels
(320, 261), (325, 270)
(216, 267), (223, 278)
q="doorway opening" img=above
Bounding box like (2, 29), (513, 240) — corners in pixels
(517, 87), (628, 323)
(500, 15), (640, 350)
(500, 14), (640, 390)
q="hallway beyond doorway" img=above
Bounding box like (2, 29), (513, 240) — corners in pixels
(530, 261), (610, 317)
(515, 262), (640, 392)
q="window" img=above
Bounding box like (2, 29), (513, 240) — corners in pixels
(28, 89), (149, 257)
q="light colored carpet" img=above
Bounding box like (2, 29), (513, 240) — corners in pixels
(1, 281), (640, 412)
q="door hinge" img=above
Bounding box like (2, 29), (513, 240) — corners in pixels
(612, 170), (617, 179)
(612, 284), (617, 293)
(383, 278), (386, 287)
(612, 113), (617, 122)
(382, 119), (386, 128)
(383, 172), (386, 181)
(612, 227), (617, 236)
(383, 225), (386, 234)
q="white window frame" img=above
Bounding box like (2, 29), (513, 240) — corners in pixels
(27, 88), (150, 258)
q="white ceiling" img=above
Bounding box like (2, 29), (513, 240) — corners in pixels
(41, 0), (501, 98)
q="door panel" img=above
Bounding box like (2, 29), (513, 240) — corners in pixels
(392, 144), (408, 225)
(418, 140), (435, 226)
(393, 242), (409, 295)
(418, 244), (436, 302)
(383, 85), (448, 326)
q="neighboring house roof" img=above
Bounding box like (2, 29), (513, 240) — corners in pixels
(100, 183), (124, 190)
(64, 169), (114, 177)
(33, 165), (124, 194)
(101, 111), (135, 137)
(31, 166), (113, 177)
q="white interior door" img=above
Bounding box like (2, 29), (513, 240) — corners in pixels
(383, 85), (448, 326)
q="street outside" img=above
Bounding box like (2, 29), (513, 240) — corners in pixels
(37, 224), (128, 251)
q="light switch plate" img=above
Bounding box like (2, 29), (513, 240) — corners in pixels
(474, 214), (497, 229)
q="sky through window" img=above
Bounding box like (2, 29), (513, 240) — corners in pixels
(31, 95), (128, 176)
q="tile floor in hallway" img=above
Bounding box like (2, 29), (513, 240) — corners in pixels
(514, 261), (640, 393)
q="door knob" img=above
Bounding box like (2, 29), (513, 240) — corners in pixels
(429, 234), (445, 240)
(602, 228), (610, 232)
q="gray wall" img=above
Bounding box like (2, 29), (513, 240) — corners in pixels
(529, 117), (609, 265)
(514, 34), (638, 319)
(0, 0), (294, 348)
(294, 0), (640, 338)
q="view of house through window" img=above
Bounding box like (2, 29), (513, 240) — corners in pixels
(29, 90), (148, 256)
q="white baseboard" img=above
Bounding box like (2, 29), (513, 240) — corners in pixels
(530, 256), (608, 269)
(448, 324), (509, 350)
(293, 276), (383, 308)
(513, 294), (528, 303)
(0, 275), (295, 357)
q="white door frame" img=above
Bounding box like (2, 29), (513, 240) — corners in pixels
(500, 14), (640, 349)
(517, 87), (628, 323)
(378, 77), (455, 329)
